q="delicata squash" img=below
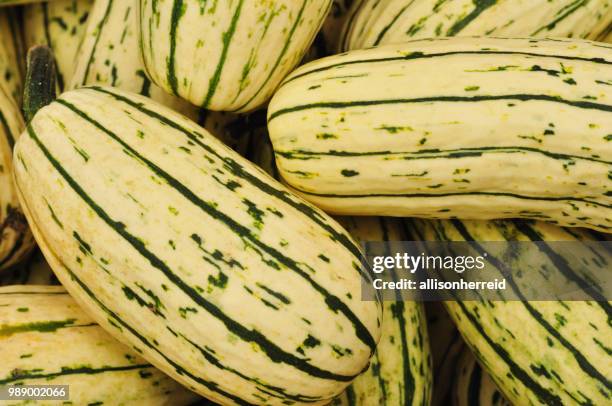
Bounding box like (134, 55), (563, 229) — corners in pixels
(13, 47), (381, 405)
(268, 37), (612, 232)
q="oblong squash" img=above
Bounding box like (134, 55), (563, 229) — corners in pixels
(138, 0), (333, 112)
(341, 0), (612, 50)
(409, 218), (612, 405)
(268, 37), (612, 232)
(13, 85), (381, 405)
(0, 285), (198, 405)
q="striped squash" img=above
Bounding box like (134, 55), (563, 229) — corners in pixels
(305, 0), (355, 61)
(268, 37), (612, 232)
(341, 0), (612, 51)
(426, 302), (466, 406)
(0, 85), (34, 272)
(23, 0), (94, 91)
(139, 0), (333, 112)
(67, 0), (247, 150)
(408, 218), (612, 405)
(69, 0), (198, 120)
(0, 7), (25, 104)
(452, 347), (510, 406)
(0, 285), (198, 405)
(13, 83), (381, 404)
(333, 217), (432, 406)
(0, 249), (58, 286)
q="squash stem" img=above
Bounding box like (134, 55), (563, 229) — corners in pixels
(23, 45), (57, 123)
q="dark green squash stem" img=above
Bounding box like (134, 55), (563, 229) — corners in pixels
(23, 45), (57, 123)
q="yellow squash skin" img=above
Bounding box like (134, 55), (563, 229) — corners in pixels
(341, 0), (612, 51)
(0, 285), (198, 406)
(13, 86), (381, 405)
(0, 8), (25, 104)
(268, 37), (612, 232)
(0, 86), (34, 272)
(69, 0), (198, 120)
(138, 0), (333, 112)
(412, 219), (612, 405)
(332, 217), (432, 406)
(23, 0), (95, 92)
